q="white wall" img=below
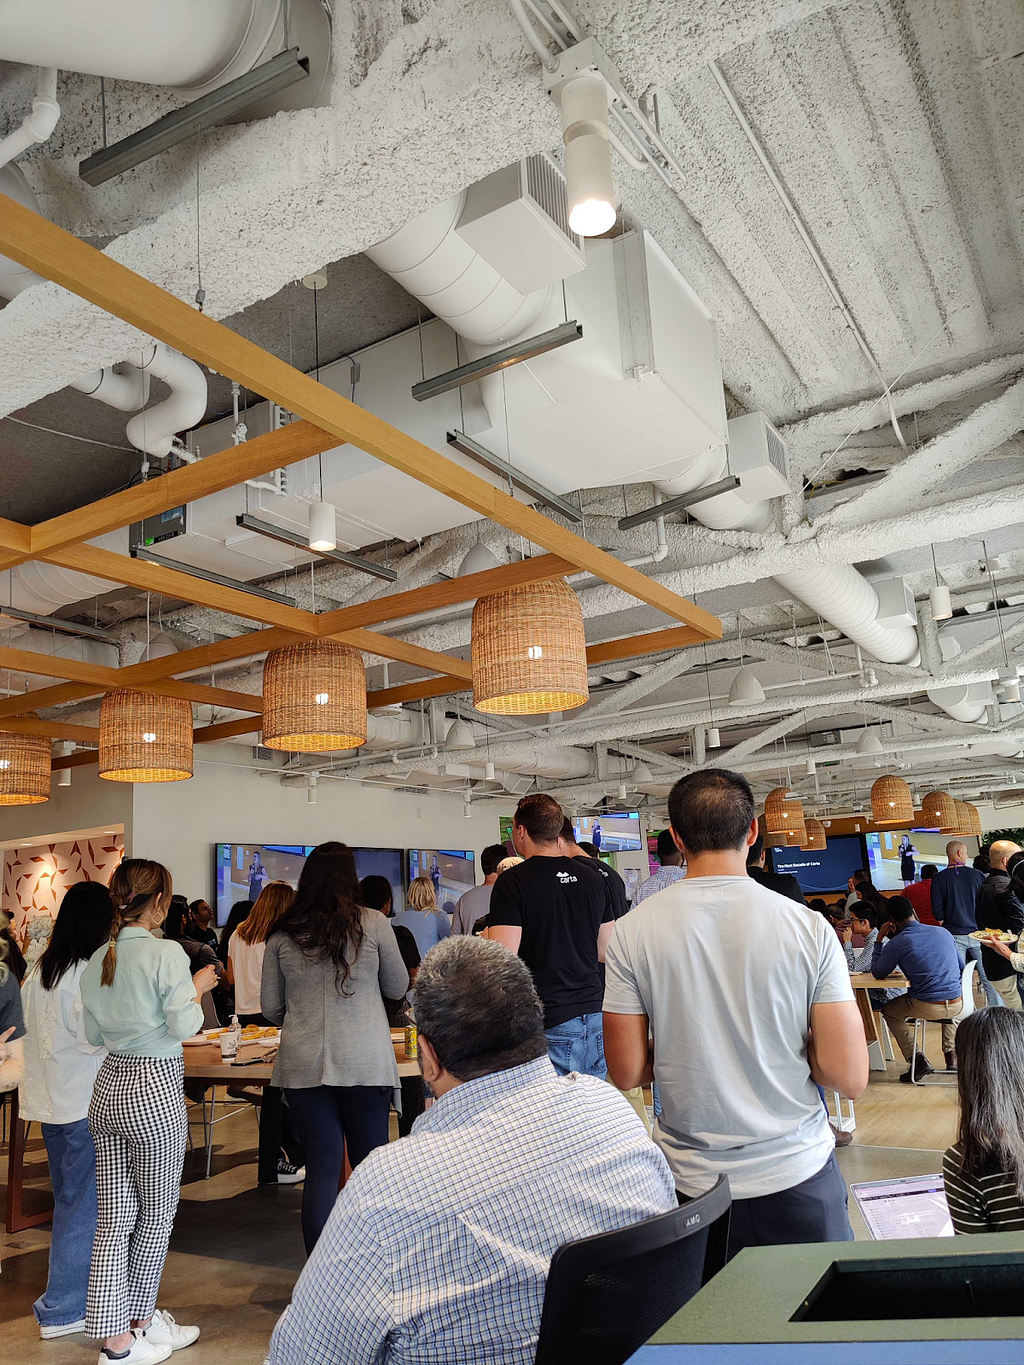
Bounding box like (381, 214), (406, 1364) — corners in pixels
(129, 744), (518, 903)
(981, 802), (1024, 832)
(0, 762), (132, 850)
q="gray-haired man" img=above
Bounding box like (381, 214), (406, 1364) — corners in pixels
(270, 936), (674, 1365)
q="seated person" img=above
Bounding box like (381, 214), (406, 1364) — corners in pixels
(268, 936), (675, 1365)
(872, 895), (963, 1082)
(843, 903), (904, 1008)
(943, 1008), (1024, 1233)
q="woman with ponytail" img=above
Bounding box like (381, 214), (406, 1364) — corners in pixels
(80, 860), (218, 1365)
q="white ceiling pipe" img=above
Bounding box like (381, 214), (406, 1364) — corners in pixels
(71, 365), (150, 413)
(124, 344), (208, 458)
(925, 683), (989, 725)
(10, 528), (129, 614)
(0, 66), (60, 173)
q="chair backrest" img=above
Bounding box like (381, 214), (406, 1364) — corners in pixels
(953, 960), (977, 1024)
(533, 1174), (731, 1365)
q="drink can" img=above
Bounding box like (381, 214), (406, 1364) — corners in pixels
(404, 1023), (418, 1059)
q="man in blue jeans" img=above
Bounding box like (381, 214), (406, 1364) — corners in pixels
(931, 839), (1001, 1010)
(488, 793), (614, 1077)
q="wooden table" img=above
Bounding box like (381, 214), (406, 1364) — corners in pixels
(850, 971), (908, 1070)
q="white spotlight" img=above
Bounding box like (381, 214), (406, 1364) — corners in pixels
(57, 739), (73, 786)
(307, 774), (318, 805)
(805, 757), (816, 777)
(706, 726), (721, 748)
(561, 75), (616, 237)
(308, 501), (337, 552)
(930, 585), (952, 621)
(616, 781), (628, 802)
(484, 760), (495, 781)
(728, 666), (764, 706)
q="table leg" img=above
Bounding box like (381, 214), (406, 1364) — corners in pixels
(855, 988), (887, 1071)
(258, 1085), (282, 1185)
(5, 1088), (53, 1232)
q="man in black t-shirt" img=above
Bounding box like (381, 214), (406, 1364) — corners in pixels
(575, 838), (630, 919)
(488, 794), (614, 1077)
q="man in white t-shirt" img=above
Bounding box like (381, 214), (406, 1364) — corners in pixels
(604, 768), (868, 1258)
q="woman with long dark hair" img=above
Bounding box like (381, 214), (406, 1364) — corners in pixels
(20, 882), (113, 1339)
(261, 842), (408, 1252)
(943, 1009), (1024, 1233)
(216, 900), (252, 966)
(80, 859), (218, 1363)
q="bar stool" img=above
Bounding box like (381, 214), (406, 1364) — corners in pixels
(908, 962), (975, 1085)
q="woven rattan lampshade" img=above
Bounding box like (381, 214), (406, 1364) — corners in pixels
(802, 818), (827, 851)
(921, 789), (957, 831)
(99, 690), (193, 782)
(0, 724), (50, 805)
(966, 802), (983, 839)
(472, 579), (588, 715)
(954, 800), (972, 837)
(263, 639), (366, 751)
(871, 774), (914, 825)
(763, 787), (805, 835)
(766, 827), (806, 848)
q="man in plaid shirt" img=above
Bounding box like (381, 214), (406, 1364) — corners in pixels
(269, 936), (674, 1365)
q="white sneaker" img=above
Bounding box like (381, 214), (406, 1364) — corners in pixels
(98, 1332), (172, 1364)
(276, 1158), (305, 1185)
(40, 1317), (86, 1339)
(141, 1310), (200, 1351)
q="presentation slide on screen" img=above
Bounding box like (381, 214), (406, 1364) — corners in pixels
(216, 843), (406, 924)
(408, 849), (476, 912)
(572, 812), (642, 852)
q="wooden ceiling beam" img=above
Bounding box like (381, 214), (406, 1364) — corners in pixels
(0, 716), (99, 742)
(0, 682), (98, 721)
(328, 629), (472, 681)
(586, 625), (707, 667)
(0, 194), (720, 641)
(366, 674), (470, 708)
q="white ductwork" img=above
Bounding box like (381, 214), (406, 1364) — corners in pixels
(0, 66), (59, 172)
(771, 565), (919, 666)
(71, 365), (150, 413)
(925, 683), (989, 725)
(124, 344), (208, 457)
(11, 530), (129, 614)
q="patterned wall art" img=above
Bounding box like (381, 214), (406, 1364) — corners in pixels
(3, 834), (125, 939)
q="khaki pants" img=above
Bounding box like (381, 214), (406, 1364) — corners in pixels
(991, 975), (1023, 1010)
(881, 995), (961, 1062)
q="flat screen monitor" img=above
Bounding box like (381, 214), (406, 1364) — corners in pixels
(408, 849), (476, 916)
(215, 843), (405, 925)
(866, 828), (979, 891)
(572, 812), (642, 852)
(768, 834), (865, 895)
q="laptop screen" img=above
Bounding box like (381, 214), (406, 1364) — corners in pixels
(851, 1174), (954, 1240)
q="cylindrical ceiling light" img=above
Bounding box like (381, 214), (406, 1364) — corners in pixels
(561, 74), (616, 236)
(728, 666), (764, 706)
(57, 739), (73, 787)
(472, 579), (588, 715)
(706, 726), (721, 749)
(0, 726), (50, 805)
(921, 789), (957, 831)
(764, 787), (805, 835)
(802, 818), (827, 851)
(308, 500), (337, 552)
(99, 690), (193, 783)
(871, 774), (914, 825)
(263, 640), (367, 751)
(930, 585), (952, 621)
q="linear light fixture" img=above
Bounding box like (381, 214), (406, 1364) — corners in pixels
(130, 546), (297, 606)
(411, 320), (583, 402)
(79, 48), (309, 186)
(235, 513), (398, 582)
(0, 604), (113, 643)
(447, 431), (583, 523)
(617, 476), (741, 530)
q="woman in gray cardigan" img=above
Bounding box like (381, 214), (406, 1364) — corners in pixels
(261, 842), (409, 1252)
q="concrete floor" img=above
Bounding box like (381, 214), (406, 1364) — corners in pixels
(2, 1064), (958, 1360)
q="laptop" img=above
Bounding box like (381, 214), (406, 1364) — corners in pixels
(851, 1174), (954, 1240)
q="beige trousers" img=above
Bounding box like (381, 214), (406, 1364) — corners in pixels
(881, 995), (961, 1061)
(990, 975), (1023, 1010)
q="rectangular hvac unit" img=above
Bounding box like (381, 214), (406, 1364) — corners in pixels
(874, 577), (918, 628)
(455, 153), (586, 293)
(726, 411), (792, 502)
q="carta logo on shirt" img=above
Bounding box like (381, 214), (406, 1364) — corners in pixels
(556, 870), (578, 884)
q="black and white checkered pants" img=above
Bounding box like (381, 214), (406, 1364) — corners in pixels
(85, 1053), (187, 1339)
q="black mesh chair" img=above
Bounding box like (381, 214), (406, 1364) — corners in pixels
(533, 1174), (731, 1365)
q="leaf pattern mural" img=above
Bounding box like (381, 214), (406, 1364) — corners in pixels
(3, 835), (125, 935)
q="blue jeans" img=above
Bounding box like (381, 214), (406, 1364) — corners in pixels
(951, 933), (1002, 1009)
(544, 1012), (605, 1078)
(35, 1118), (97, 1328)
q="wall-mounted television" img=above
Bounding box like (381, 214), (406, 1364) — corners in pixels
(572, 812), (642, 852)
(408, 849), (476, 915)
(767, 834), (866, 895)
(866, 829), (979, 891)
(215, 843), (405, 925)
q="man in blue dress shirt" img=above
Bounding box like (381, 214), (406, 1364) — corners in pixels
(873, 895), (964, 1082)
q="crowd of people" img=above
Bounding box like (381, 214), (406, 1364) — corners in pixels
(3, 786), (1024, 1361)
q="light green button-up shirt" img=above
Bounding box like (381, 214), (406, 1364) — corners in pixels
(80, 925), (204, 1058)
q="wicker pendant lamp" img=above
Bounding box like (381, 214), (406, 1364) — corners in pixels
(99, 690), (193, 782)
(871, 774), (914, 825)
(966, 802), (983, 839)
(0, 724), (50, 805)
(954, 799), (972, 837)
(263, 640), (367, 751)
(802, 818), (827, 851)
(766, 827), (806, 848)
(472, 579), (588, 715)
(921, 789), (957, 831)
(763, 787), (805, 835)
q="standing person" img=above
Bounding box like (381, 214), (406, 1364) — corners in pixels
(0, 911), (27, 982)
(604, 770), (867, 1258)
(591, 820), (603, 853)
(931, 840), (1000, 1008)
(488, 794), (614, 1079)
(248, 850), (267, 904)
(632, 829), (686, 908)
(873, 895), (964, 1080)
(451, 844), (506, 935)
(974, 839), (1024, 1010)
(391, 875), (452, 958)
(0, 930), (26, 1093)
(943, 1009), (1024, 1233)
(187, 901), (217, 949)
(900, 836), (917, 886)
(357, 875), (394, 918)
(226, 882), (295, 1025)
(576, 839), (629, 919)
(216, 900), (252, 967)
(19, 883), (113, 1340)
(428, 854), (442, 901)
(746, 833), (808, 905)
(261, 842), (409, 1253)
(904, 863), (939, 925)
(80, 859), (218, 1364)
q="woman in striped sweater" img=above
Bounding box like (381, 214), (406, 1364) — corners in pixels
(943, 1008), (1024, 1234)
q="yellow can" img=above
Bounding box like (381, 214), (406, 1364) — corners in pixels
(404, 1023), (418, 1059)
